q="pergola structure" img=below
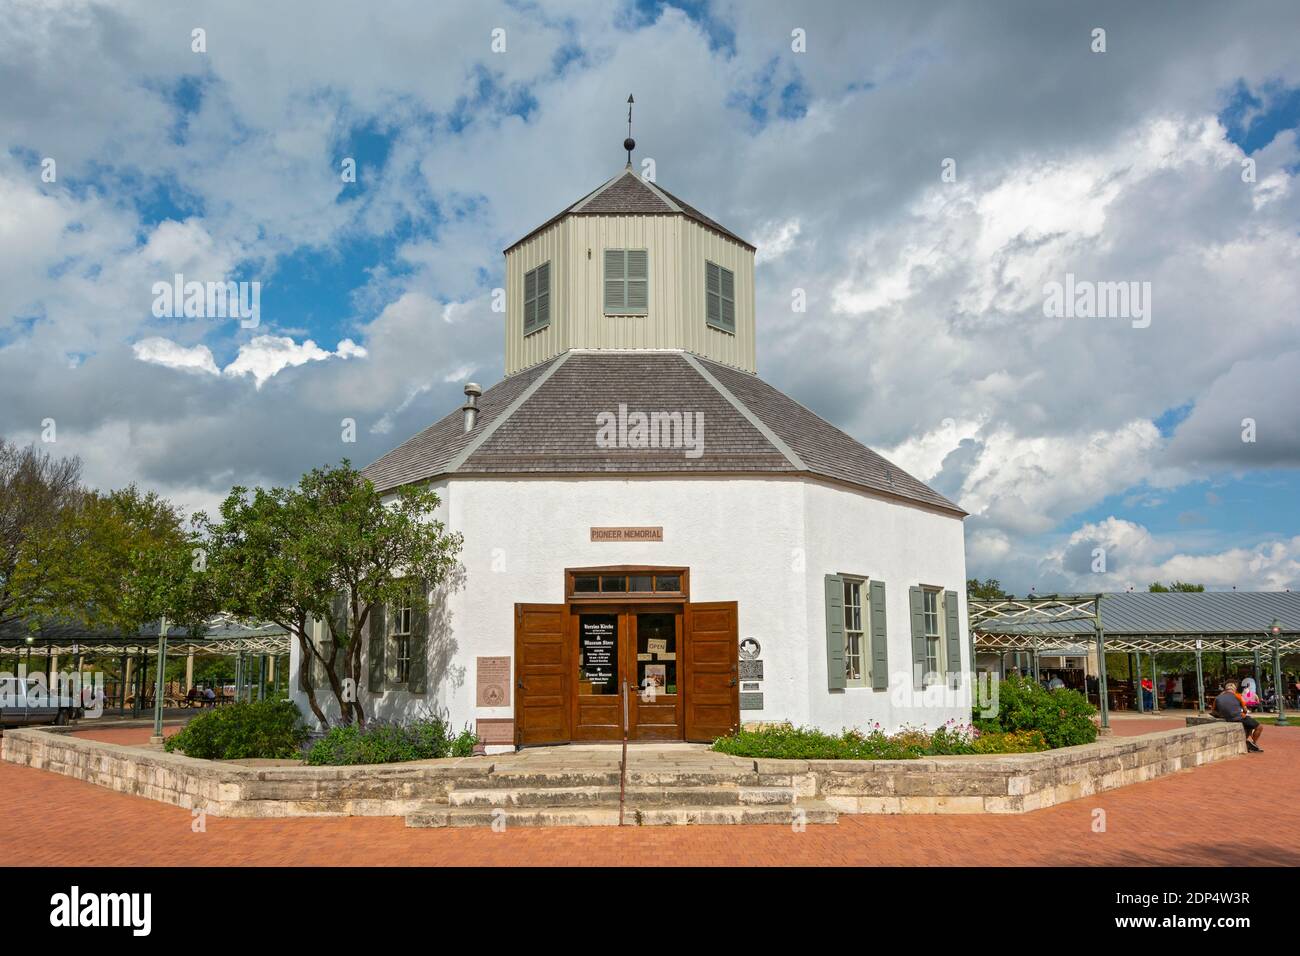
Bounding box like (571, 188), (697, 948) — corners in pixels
(971, 591), (1300, 728)
(1, 614), (291, 719)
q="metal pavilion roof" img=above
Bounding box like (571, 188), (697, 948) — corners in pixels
(0, 614), (290, 656)
(974, 591), (1300, 653)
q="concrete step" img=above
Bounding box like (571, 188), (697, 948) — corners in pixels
(405, 798), (836, 829)
(447, 784), (794, 809)
(634, 801), (839, 827)
(477, 770), (622, 788)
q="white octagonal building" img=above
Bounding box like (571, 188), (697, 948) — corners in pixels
(292, 153), (971, 748)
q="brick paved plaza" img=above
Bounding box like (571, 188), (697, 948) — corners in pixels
(2, 716), (1296, 867)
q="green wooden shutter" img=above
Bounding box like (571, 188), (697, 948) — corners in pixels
(944, 590), (961, 688)
(314, 620), (331, 690)
(604, 249), (625, 311)
(535, 261), (549, 329)
(720, 266), (735, 331)
(825, 574), (846, 691)
(330, 592), (348, 685)
(909, 586), (926, 690)
(368, 602), (386, 694)
(706, 261), (721, 325)
(408, 579), (429, 694)
(524, 266), (538, 332)
(626, 250), (648, 312)
(298, 637), (312, 692)
(869, 579), (889, 691)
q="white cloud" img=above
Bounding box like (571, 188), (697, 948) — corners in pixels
(222, 335), (367, 388)
(132, 337), (220, 376)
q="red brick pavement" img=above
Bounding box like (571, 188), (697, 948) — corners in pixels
(5, 718), (1297, 867)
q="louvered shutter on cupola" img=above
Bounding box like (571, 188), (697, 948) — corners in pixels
(944, 590), (962, 688)
(908, 586), (927, 690)
(604, 249), (625, 311)
(719, 266), (735, 331)
(408, 579), (430, 694)
(869, 579), (889, 691)
(626, 250), (648, 311)
(368, 601), (386, 694)
(524, 266), (538, 332)
(535, 261), (549, 328)
(825, 574), (846, 691)
(706, 261), (721, 325)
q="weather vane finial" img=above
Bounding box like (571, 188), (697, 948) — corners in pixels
(624, 94), (635, 167)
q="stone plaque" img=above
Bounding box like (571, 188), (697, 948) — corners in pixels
(739, 692), (764, 711)
(476, 718), (514, 746)
(739, 638), (761, 660)
(476, 656), (511, 707)
(590, 526), (663, 542)
(738, 660), (764, 680)
(741, 682), (759, 692)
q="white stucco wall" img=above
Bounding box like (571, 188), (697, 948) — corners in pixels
(291, 474), (969, 738)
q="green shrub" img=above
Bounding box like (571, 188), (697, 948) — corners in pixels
(304, 716), (478, 766)
(710, 720), (1047, 760)
(164, 699), (308, 760)
(971, 729), (1049, 754)
(978, 676), (1098, 748)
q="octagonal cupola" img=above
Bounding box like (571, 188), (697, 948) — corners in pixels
(502, 129), (756, 375)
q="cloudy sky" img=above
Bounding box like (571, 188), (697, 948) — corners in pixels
(2, 0), (1298, 594)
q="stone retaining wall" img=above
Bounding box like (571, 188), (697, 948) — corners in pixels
(0, 726), (490, 817)
(1, 721), (1244, 818)
(752, 722), (1245, 814)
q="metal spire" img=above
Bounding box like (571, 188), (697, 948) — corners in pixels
(624, 94), (635, 167)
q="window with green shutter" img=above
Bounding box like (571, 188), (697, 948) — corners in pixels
(868, 579), (889, 691)
(705, 260), (735, 333)
(523, 261), (550, 334)
(604, 249), (649, 314)
(943, 589), (962, 690)
(824, 574), (846, 691)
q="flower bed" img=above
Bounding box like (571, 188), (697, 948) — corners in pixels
(711, 721), (1047, 760)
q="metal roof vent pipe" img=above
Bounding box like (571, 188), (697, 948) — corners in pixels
(461, 382), (482, 433)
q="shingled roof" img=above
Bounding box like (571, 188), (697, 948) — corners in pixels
(362, 351), (964, 516)
(505, 167), (754, 253)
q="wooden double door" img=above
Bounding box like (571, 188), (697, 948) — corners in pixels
(514, 601), (738, 745)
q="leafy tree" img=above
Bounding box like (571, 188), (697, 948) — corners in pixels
(967, 577), (1010, 601)
(13, 484), (212, 636)
(1148, 581), (1205, 592)
(200, 461), (462, 729)
(0, 439), (83, 628)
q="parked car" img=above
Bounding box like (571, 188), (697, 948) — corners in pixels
(0, 676), (84, 727)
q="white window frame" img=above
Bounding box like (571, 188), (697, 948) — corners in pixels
(392, 590), (414, 685)
(604, 248), (649, 315)
(922, 588), (943, 686)
(523, 261), (550, 335)
(705, 260), (736, 333)
(843, 576), (867, 688)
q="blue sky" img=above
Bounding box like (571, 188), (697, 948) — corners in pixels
(1, 0), (1298, 593)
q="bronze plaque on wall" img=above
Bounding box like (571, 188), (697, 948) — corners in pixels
(476, 656), (511, 707)
(590, 526), (663, 542)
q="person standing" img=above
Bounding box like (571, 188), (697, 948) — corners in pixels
(1214, 680), (1263, 753)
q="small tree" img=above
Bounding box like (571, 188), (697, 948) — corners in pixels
(12, 485), (213, 639)
(967, 577), (1010, 601)
(202, 461), (461, 728)
(0, 439), (84, 629)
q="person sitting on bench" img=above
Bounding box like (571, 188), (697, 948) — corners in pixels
(1213, 680), (1263, 753)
